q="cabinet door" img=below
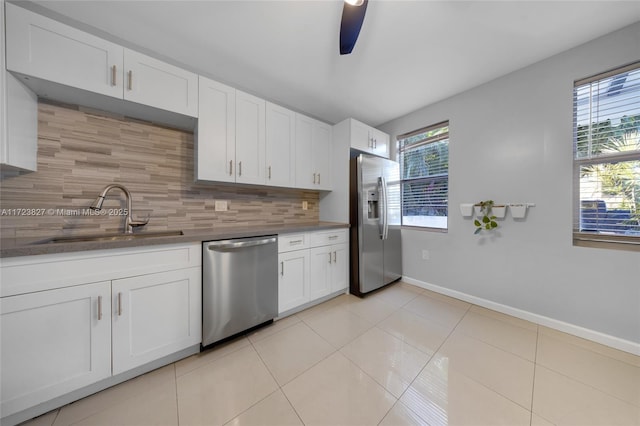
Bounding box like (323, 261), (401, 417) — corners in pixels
(196, 76), (236, 182)
(123, 49), (198, 117)
(5, 3), (123, 99)
(112, 267), (201, 375)
(235, 90), (266, 185)
(294, 114), (315, 189)
(350, 119), (373, 153)
(312, 120), (332, 190)
(278, 250), (310, 313)
(309, 246), (332, 300)
(0, 281), (111, 417)
(330, 243), (349, 293)
(266, 102), (295, 188)
(370, 128), (390, 159)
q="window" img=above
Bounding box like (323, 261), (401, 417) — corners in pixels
(573, 62), (640, 248)
(397, 122), (449, 229)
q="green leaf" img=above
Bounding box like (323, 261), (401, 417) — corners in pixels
(490, 215), (496, 220)
(474, 228), (481, 234)
(490, 221), (498, 228)
(482, 216), (490, 224)
(474, 220), (481, 226)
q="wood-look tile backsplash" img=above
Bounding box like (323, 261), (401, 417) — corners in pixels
(0, 101), (319, 238)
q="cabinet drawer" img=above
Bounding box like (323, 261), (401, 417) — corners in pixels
(278, 234), (308, 253)
(309, 229), (348, 247)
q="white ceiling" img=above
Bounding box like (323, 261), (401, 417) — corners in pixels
(25, 0), (640, 126)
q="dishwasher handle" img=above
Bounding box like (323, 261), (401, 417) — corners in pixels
(207, 236), (276, 251)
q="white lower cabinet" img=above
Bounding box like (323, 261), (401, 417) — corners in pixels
(278, 249), (310, 313)
(0, 243), (201, 422)
(112, 267), (201, 375)
(309, 243), (348, 300)
(0, 281), (112, 416)
(277, 229), (348, 315)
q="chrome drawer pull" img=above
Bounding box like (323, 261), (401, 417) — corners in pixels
(111, 65), (117, 87)
(98, 296), (103, 320)
(118, 292), (122, 316)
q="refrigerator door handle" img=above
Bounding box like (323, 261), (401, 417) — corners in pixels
(380, 176), (389, 240)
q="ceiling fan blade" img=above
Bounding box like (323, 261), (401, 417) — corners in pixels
(339, 0), (368, 55)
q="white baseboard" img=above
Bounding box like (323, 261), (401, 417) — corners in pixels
(402, 276), (640, 356)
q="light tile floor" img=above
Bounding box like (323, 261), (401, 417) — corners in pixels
(21, 282), (640, 426)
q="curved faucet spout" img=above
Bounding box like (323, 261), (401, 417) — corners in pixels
(90, 184), (149, 234)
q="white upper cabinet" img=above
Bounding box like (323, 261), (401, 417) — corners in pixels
(338, 118), (390, 159)
(1, 1), (38, 172)
(5, 3), (197, 118)
(265, 102), (296, 187)
(196, 81), (268, 186)
(295, 114), (332, 190)
(312, 120), (332, 190)
(5, 3), (123, 99)
(196, 76), (236, 183)
(369, 128), (390, 158)
(235, 90), (266, 185)
(123, 49), (198, 117)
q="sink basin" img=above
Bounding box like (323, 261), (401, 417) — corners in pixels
(35, 230), (184, 244)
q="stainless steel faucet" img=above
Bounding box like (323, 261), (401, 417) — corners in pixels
(90, 184), (149, 234)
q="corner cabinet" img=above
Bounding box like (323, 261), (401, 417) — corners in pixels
(335, 118), (390, 159)
(0, 243), (201, 422)
(277, 229), (348, 316)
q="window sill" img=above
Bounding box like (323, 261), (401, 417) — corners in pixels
(401, 225), (448, 233)
(573, 232), (640, 252)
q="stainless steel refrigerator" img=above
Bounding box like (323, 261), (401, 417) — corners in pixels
(350, 153), (402, 296)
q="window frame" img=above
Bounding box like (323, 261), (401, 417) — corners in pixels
(397, 121), (450, 232)
(572, 62), (640, 251)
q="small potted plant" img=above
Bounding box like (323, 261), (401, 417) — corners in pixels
(474, 200), (498, 234)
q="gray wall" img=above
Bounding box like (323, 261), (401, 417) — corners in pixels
(379, 22), (640, 345)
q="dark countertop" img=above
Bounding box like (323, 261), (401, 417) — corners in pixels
(0, 222), (349, 258)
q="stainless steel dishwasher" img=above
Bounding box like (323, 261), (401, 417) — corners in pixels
(202, 235), (278, 347)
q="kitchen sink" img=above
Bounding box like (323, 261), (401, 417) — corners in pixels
(34, 230), (184, 244)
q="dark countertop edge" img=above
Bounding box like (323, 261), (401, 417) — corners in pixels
(0, 222), (350, 259)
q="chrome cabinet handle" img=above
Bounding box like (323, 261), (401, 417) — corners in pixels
(117, 292), (122, 316)
(328, 253), (332, 264)
(111, 65), (117, 87)
(127, 70), (132, 91)
(313, 173), (316, 184)
(268, 166), (272, 179)
(98, 296), (103, 320)
(290, 240), (303, 245)
(280, 261), (284, 276)
(333, 251), (337, 263)
(328, 235), (338, 240)
(317, 174), (320, 184)
(229, 160), (233, 175)
(239, 161), (242, 176)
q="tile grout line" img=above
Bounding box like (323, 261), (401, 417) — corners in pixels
(246, 338), (308, 426)
(388, 301), (472, 423)
(529, 326), (540, 426)
(173, 363), (181, 426)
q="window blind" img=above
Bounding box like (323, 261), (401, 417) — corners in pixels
(398, 122), (449, 229)
(573, 62), (640, 242)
